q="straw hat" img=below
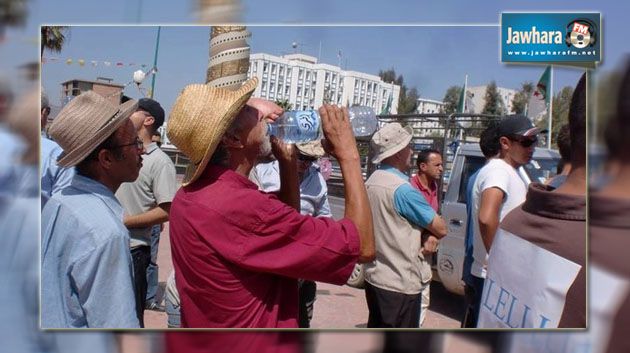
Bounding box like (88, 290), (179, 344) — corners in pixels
(296, 140), (325, 159)
(166, 77), (258, 186)
(370, 122), (414, 164)
(48, 91), (137, 167)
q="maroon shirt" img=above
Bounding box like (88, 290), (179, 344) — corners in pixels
(410, 175), (439, 212)
(165, 333), (302, 353)
(169, 165), (360, 328)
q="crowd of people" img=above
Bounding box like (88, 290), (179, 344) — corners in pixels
(37, 70), (588, 330)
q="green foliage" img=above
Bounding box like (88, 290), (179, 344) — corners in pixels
(442, 86), (462, 114)
(511, 81), (534, 114)
(482, 81), (506, 116)
(41, 26), (69, 58)
(274, 99), (293, 111)
(378, 68), (419, 114)
(536, 86), (574, 148)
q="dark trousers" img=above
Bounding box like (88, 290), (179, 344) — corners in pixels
(461, 275), (485, 328)
(131, 246), (151, 327)
(365, 281), (421, 328)
(298, 280), (317, 328)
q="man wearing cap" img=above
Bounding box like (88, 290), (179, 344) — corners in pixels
(166, 78), (375, 328)
(116, 98), (177, 325)
(467, 114), (542, 326)
(251, 140), (332, 328)
(363, 122), (447, 328)
(478, 75), (586, 329)
(41, 91), (143, 328)
(41, 91), (75, 208)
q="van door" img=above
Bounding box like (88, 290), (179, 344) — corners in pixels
(438, 153), (485, 296)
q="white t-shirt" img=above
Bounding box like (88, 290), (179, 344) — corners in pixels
(470, 158), (528, 278)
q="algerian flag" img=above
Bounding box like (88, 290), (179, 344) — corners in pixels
(527, 66), (551, 122)
(381, 90), (392, 114)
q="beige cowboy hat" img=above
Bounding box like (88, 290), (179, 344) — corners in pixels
(48, 91), (137, 167)
(166, 77), (258, 186)
(370, 122), (414, 164)
(296, 140), (325, 159)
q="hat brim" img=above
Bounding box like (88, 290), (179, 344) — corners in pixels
(181, 78), (258, 187)
(371, 126), (414, 164)
(57, 99), (138, 167)
(518, 127), (547, 137)
(296, 141), (325, 158)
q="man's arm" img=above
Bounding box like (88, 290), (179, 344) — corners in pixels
(478, 187), (504, 252)
(319, 105), (375, 263)
(272, 137), (300, 211)
(394, 185), (447, 238)
(124, 203), (170, 229)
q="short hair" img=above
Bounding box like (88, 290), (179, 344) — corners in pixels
(556, 124), (571, 162)
(416, 148), (441, 166)
(479, 123), (500, 158)
(568, 73), (586, 166)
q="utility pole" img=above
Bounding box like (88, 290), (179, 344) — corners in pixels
(149, 26), (161, 98)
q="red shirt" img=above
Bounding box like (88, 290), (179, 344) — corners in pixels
(169, 165), (360, 328)
(410, 174), (439, 212)
(165, 333), (302, 353)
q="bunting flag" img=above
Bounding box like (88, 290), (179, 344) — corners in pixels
(526, 66), (551, 123)
(42, 56), (147, 68)
(65, 58), (72, 65)
(78, 59), (85, 67)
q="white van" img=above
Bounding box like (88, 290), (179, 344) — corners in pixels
(347, 143), (560, 294)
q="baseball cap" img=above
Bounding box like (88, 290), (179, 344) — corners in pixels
(498, 114), (547, 137)
(138, 98), (165, 129)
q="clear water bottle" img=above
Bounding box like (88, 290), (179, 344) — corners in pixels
(268, 106), (378, 143)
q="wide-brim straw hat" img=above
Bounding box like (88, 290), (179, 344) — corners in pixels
(48, 91), (137, 167)
(370, 123), (414, 164)
(296, 140), (325, 159)
(166, 77), (258, 186)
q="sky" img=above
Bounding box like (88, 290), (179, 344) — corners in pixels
(1, 0), (628, 116)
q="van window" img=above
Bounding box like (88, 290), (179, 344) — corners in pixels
(458, 156), (486, 204)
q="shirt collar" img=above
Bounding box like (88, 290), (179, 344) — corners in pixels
(379, 164), (409, 181)
(589, 193), (630, 229)
(413, 174), (437, 193)
(521, 183), (586, 221)
(144, 142), (159, 155)
(71, 174), (124, 217)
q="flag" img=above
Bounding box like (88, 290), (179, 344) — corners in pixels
(527, 66), (551, 123)
(381, 89), (392, 115)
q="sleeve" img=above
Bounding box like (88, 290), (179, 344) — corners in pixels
(393, 183), (437, 229)
(201, 195), (360, 285)
(70, 234), (140, 328)
(314, 173), (332, 218)
(153, 157), (178, 205)
(52, 166), (75, 196)
(479, 168), (510, 198)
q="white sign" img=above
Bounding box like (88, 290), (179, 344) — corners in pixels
(477, 230), (581, 328)
(505, 265), (629, 353)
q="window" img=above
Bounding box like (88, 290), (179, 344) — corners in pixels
(458, 156), (486, 204)
(263, 62), (268, 73)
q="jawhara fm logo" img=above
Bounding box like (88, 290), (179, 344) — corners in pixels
(565, 18), (597, 49)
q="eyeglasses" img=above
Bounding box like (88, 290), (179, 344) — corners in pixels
(508, 135), (538, 148)
(110, 138), (143, 150)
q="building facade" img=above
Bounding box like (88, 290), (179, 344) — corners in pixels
(60, 77), (125, 106)
(248, 53), (400, 113)
(467, 85), (518, 115)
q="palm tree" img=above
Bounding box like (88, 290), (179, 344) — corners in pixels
(0, 0), (28, 39)
(41, 26), (69, 59)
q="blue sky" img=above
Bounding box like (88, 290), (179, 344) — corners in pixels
(1, 0), (628, 116)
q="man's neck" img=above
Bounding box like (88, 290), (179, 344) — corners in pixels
(416, 173), (433, 189)
(595, 164), (630, 199)
(138, 127), (153, 146)
(554, 165), (586, 196)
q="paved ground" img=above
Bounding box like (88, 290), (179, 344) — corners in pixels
(144, 195), (464, 329)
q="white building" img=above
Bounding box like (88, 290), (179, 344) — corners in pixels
(416, 98), (445, 114)
(405, 98), (446, 137)
(467, 85), (518, 115)
(248, 53), (400, 113)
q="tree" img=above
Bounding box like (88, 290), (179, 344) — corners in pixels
(482, 81), (506, 116)
(41, 26), (69, 59)
(536, 86), (574, 147)
(511, 81), (534, 114)
(275, 99), (293, 111)
(0, 0), (28, 39)
(442, 86), (462, 114)
(378, 68), (418, 114)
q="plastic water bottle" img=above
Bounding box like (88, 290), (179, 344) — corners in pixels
(268, 106), (378, 143)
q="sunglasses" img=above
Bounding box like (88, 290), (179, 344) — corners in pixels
(508, 135), (538, 148)
(111, 138), (143, 150)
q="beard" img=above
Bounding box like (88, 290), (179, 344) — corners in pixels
(256, 135), (275, 163)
